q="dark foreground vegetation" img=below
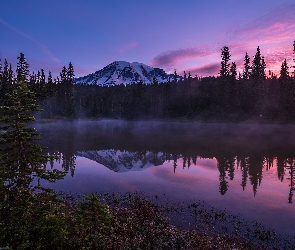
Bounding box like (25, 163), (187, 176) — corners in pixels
(1, 42), (295, 249)
(0, 78), (271, 249)
(1, 76), (294, 250)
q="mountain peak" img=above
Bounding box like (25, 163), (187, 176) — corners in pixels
(75, 61), (182, 86)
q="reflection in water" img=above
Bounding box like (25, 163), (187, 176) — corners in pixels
(51, 150), (295, 203)
(36, 120), (295, 203)
(36, 120), (295, 237)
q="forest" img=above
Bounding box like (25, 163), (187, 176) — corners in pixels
(1, 44), (295, 249)
(0, 42), (295, 122)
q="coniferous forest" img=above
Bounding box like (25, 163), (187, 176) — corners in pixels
(0, 41), (295, 122)
(1, 44), (295, 249)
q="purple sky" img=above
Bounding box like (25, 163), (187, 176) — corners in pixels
(0, 0), (294, 78)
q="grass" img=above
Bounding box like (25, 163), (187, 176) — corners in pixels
(2, 190), (294, 249)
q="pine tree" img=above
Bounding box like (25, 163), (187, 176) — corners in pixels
(183, 71), (187, 82)
(188, 71), (192, 80)
(16, 52), (29, 83)
(47, 70), (54, 96)
(1, 59), (13, 104)
(173, 69), (177, 83)
(242, 52), (251, 80)
(293, 41), (295, 77)
(0, 80), (64, 190)
(230, 62), (237, 79)
(219, 46), (231, 77)
(67, 62), (75, 84)
(0, 79), (66, 247)
(251, 46), (266, 79)
(280, 59), (289, 79)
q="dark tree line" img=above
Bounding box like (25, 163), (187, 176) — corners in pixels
(1, 42), (295, 121)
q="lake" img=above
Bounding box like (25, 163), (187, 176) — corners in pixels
(36, 120), (295, 240)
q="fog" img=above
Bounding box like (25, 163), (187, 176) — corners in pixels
(35, 119), (295, 158)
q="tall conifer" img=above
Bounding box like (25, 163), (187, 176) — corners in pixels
(219, 46), (231, 77)
(242, 52), (251, 80)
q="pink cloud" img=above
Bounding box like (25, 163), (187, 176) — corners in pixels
(186, 63), (221, 77)
(225, 3), (295, 73)
(152, 3), (295, 76)
(151, 46), (217, 68)
(118, 41), (138, 54)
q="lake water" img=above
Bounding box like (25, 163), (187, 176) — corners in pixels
(36, 120), (295, 240)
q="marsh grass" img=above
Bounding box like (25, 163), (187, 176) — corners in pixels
(1, 190), (295, 249)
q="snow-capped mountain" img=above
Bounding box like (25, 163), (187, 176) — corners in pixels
(75, 61), (182, 86)
(76, 149), (168, 172)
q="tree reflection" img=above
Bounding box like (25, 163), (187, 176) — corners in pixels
(248, 157), (263, 196)
(285, 157), (295, 204)
(238, 157), (249, 191)
(216, 157), (235, 195)
(37, 120), (295, 202)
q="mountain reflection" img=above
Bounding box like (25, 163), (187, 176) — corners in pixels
(37, 120), (295, 203)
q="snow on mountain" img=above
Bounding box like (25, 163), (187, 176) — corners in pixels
(75, 61), (182, 86)
(76, 149), (167, 172)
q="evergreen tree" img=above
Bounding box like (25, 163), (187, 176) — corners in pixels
(0, 59), (14, 105)
(280, 59), (289, 79)
(0, 80), (64, 189)
(0, 79), (67, 247)
(47, 70), (55, 96)
(188, 71), (192, 80)
(251, 46), (266, 79)
(67, 62), (75, 84)
(173, 69), (178, 83)
(293, 40), (295, 77)
(242, 52), (251, 80)
(183, 71), (187, 82)
(16, 52), (29, 83)
(230, 62), (237, 79)
(219, 46), (231, 77)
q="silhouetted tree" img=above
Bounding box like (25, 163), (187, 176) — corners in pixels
(230, 62), (237, 79)
(219, 46), (231, 77)
(280, 59), (289, 79)
(16, 52), (29, 83)
(251, 46), (265, 80)
(242, 52), (251, 80)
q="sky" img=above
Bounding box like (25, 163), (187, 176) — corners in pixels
(0, 0), (294, 78)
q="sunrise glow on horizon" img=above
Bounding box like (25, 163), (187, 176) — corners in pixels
(0, 0), (294, 78)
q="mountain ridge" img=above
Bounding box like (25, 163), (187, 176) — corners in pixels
(75, 61), (183, 86)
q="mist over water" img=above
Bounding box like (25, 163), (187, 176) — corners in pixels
(35, 120), (295, 238)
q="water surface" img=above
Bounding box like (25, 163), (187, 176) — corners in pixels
(36, 120), (295, 238)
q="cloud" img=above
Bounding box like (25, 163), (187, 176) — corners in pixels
(118, 41), (138, 54)
(151, 46), (217, 68)
(188, 63), (221, 77)
(0, 17), (60, 63)
(225, 3), (295, 44)
(151, 2), (295, 76)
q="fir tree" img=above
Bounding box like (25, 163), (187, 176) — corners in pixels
(173, 69), (177, 83)
(0, 59), (14, 105)
(16, 52), (29, 83)
(0, 80), (64, 190)
(251, 46), (266, 79)
(280, 59), (289, 79)
(188, 71), (192, 80)
(242, 52), (251, 80)
(230, 62), (237, 79)
(183, 71), (187, 82)
(219, 46), (231, 77)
